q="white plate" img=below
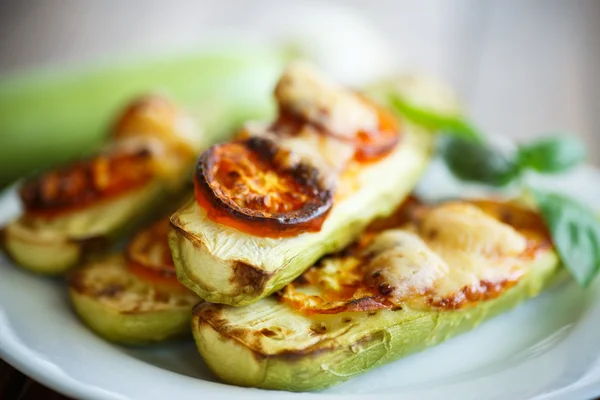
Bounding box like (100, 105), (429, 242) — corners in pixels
(2, 160), (600, 400)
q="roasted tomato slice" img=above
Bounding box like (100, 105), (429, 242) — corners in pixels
(20, 149), (155, 218)
(353, 103), (401, 162)
(194, 137), (333, 238)
(272, 99), (400, 163)
(125, 218), (185, 291)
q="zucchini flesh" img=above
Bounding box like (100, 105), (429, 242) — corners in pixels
(69, 255), (198, 345)
(192, 251), (559, 391)
(191, 199), (561, 390)
(169, 127), (433, 306)
(169, 70), (461, 307)
(3, 181), (170, 274)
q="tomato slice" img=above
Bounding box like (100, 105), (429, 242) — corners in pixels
(20, 149), (155, 218)
(195, 137), (333, 238)
(353, 103), (401, 162)
(272, 98), (401, 163)
(125, 218), (186, 291)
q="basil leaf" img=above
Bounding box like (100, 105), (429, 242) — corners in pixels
(532, 189), (600, 287)
(517, 135), (586, 174)
(389, 94), (483, 142)
(440, 136), (521, 186)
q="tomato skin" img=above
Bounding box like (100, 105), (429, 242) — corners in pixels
(194, 137), (333, 238)
(125, 218), (188, 293)
(272, 98), (401, 163)
(353, 104), (401, 162)
(126, 260), (188, 293)
(20, 149), (155, 218)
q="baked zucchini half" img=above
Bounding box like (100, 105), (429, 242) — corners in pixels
(69, 218), (199, 345)
(169, 62), (451, 306)
(3, 95), (202, 274)
(192, 199), (561, 391)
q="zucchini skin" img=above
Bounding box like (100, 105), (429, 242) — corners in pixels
(69, 255), (198, 345)
(2, 225), (81, 274)
(192, 252), (560, 391)
(70, 290), (192, 345)
(3, 182), (165, 275)
(169, 128), (434, 307)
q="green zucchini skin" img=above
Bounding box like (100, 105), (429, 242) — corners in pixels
(69, 255), (198, 345)
(192, 251), (560, 391)
(0, 47), (286, 188)
(169, 127), (434, 307)
(3, 182), (168, 275)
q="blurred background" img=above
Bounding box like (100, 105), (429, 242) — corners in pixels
(0, 0), (598, 185)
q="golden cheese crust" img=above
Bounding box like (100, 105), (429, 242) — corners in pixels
(279, 199), (552, 314)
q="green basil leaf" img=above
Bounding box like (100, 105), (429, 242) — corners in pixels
(440, 136), (521, 186)
(517, 135), (586, 174)
(389, 94), (483, 142)
(532, 189), (600, 287)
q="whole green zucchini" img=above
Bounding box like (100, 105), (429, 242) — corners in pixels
(0, 45), (287, 188)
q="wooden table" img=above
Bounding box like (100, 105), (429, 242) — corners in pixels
(1, 359), (69, 400)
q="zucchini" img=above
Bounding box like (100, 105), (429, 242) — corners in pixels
(0, 46), (286, 188)
(69, 254), (198, 345)
(190, 200), (561, 390)
(3, 95), (202, 274)
(4, 183), (163, 274)
(169, 65), (450, 307)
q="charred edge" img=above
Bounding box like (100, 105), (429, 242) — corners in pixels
(343, 296), (389, 313)
(292, 273), (310, 286)
(97, 284), (125, 298)
(431, 279), (518, 309)
(67, 267), (126, 299)
(67, 269), (87, 294)
(275, 331), (382, 361)
(20, 149), (153, 214)
(72, 235), (109, 255)
(195, 137), (333, 229)
(229, 261), (270, 296)
(194, 305), (270, 362)
(170, 219), (272, 298)
(195, 303), (384, 364)
(169, 218), (206, 249)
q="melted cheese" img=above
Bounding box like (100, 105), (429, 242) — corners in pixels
(362, 203), (532, 307)
(276, 126), (355, 173)
(420, 203), (527, 257)
(274, 62), (378, 137)
(363, 230), (449, 301)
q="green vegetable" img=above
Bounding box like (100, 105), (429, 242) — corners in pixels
(531, 189), (600, 287)
(170, 128), (434, 306)
(441, 136), (520, 187)
(517, 135), (586, 174)
(192, 239), (559, 390)
(441, 133), (596, 286)
(441, 135), (586, 187)
(0, 46), (288, 188)
(69, 255), (199, 344)
(389, 94), (483, 142)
